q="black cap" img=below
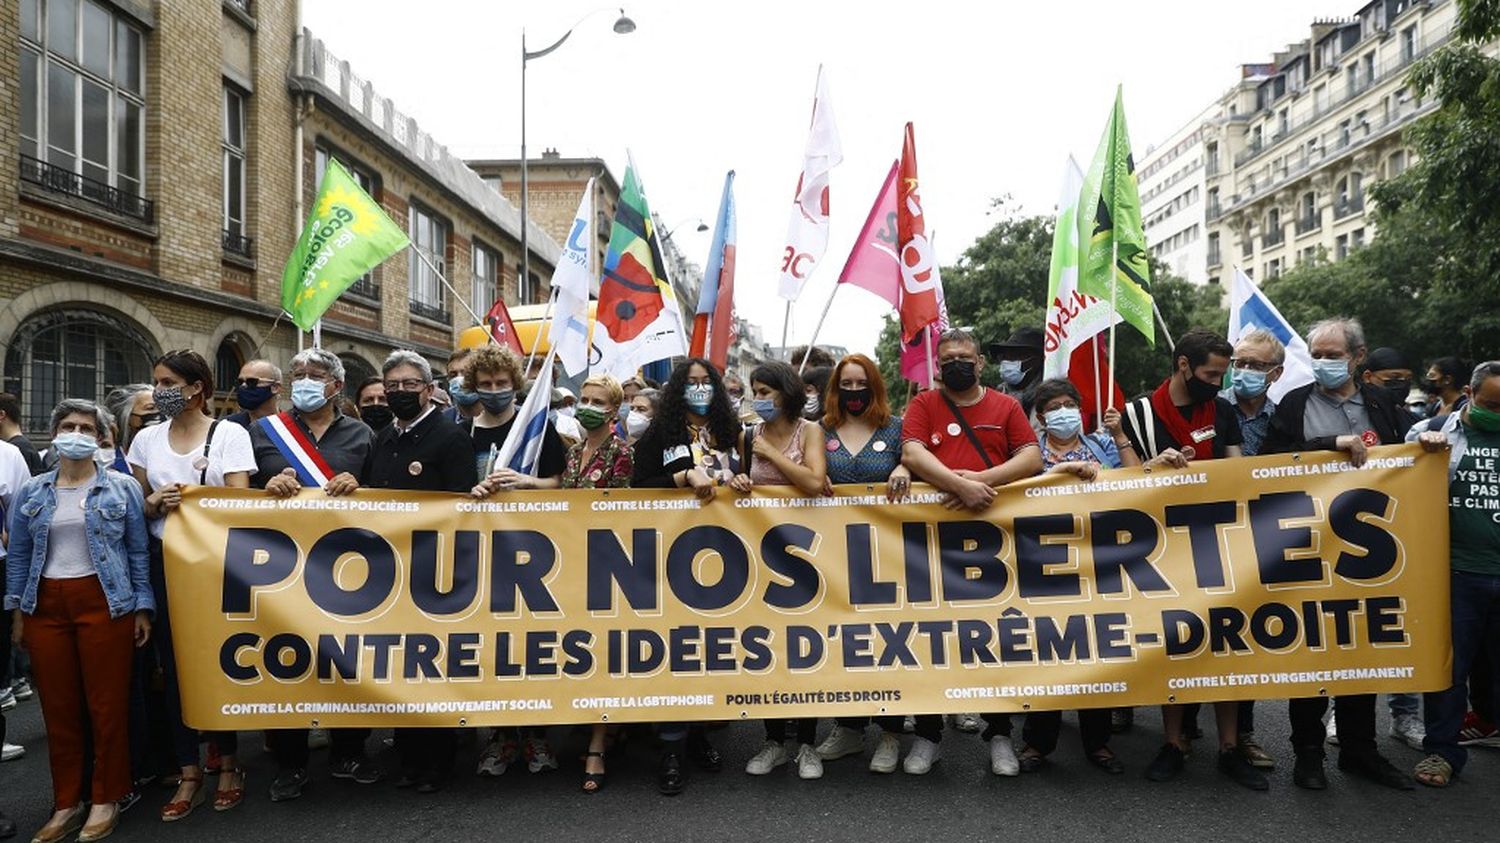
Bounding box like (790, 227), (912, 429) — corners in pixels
(1366, 347), (1410, 372)
(988, 327), (1045, 358)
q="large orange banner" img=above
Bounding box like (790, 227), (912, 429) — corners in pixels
(165, 445), (1451, 729)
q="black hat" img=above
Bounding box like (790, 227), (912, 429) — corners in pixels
(989, 327), (1045, 357)
(1365, 347), (1410, 372)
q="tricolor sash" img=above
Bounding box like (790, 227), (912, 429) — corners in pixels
(258, 412), (334, 488)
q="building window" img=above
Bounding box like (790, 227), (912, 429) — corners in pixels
(1351, 228), (1366, 251)
(1335, 234), (1350, 260)
(315, 145), (380, 299)
(408, 203), (448, 322)
(1388, 150), (1407, 177)
(1, 307), (157, 433)
(1264, 208), (1283, 246)
(213, 337), (244, 398)
(222, 84), (250, 257)
(19, 0), (147, 218)
(1298, 192), (1320, 234)
(472, 240), (498, 318)
(1207, 232), (1221, 267)
(1401, 26), (1417, 64)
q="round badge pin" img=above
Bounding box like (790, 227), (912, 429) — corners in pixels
(589, 469), (603, 482)
(931, 434), (941, 446)
(191, 456), (209, 471)
(872, 440), (888, 452)
(947, 423), (962, 437)
(408, 461), (424, 476)
(826, 439), (840, 452)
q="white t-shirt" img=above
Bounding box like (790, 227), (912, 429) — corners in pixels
(0, 438), (31, 560)
(127, 418), (256, 537)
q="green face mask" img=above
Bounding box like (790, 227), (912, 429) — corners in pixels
(575, 405), (610, 431)
(1467, 403), (1500, 433)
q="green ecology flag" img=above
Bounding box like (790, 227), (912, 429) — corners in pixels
(281, 158), (409, 331)
(1077, 86), (1154, 345)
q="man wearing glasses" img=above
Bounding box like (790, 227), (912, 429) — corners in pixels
(360, 349), (477, 794)
(224, 359), (283, 429)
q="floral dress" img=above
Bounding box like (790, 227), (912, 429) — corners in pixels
(561, 433), (634, 489)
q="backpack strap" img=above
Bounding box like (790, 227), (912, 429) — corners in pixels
(938, 391), (996, 469)
(199, 419), (221, 484)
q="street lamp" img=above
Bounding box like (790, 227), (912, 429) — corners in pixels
(662, 218), (709, 242)
(521, 8), (635, 300)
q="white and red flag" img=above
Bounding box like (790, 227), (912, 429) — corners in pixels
(775, 66), (842, 302)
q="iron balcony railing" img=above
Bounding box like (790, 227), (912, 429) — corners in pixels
(222, 228), (254, 258)
(408, 299), (450, 324)
(20, 155), (154, 222)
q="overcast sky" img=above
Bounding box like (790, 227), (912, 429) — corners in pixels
(303, 0), (1356, 355)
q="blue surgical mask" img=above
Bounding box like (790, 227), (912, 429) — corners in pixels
(478, 389), (515, 416)
(999, 360), (1026, 387)
(1043, 407), (1083, 440)
(751, 397), (779, 422)
(449, 376), (482, 408)
(291, 378), (330, 413)
(1311, 357), (1352, 389)
(1232, 368), (1269, 399)
(684, 383), (713, 415)
(52, 431), (99, 461)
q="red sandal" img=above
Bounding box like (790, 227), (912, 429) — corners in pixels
(213, 769), (247, 812)
(160, 775), (205, 822)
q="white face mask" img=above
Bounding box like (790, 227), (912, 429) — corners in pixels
(558, 406), (577, 418)
(625, 410), (651, 437)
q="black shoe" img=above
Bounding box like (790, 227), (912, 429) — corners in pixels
(269, 768), (309, 802)
(1293, 750), (1328, 790)
(688, 731), (722, 772)
(1218, 749), (1269, 791)
(1110, 708), (1134, 734)
(0, 809), (15, 839)
(393, 771), (417, 789)
(330, 756), (383, 785)
(1086, 750), (1125, 775)
(658, 751), (685, 796)
(1144, 743), (1185, 782)
(116, 789), (142, 814)
(1339, 751), (1415, 790)
(414, 773), (443, 794)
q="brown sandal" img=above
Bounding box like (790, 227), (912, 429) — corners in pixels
(213, 768), (247, 811)
(1414, 754), (1453, 787)
(160, 775), (205, 822)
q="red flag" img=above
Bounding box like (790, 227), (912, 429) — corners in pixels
(1071, 335), (1126, 431)
(897, 123), (940, 343)
(485, 297), (524, 355)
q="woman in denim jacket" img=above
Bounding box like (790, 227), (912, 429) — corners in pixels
(5, 399), (153, 843)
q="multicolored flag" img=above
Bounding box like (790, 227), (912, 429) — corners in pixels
(484, 297), (524, 356)
(836, 161), (900, 309)
(1077, 86), (1154, 344)
(691, 171), (738, 371)
(776, 66), (842, 302)
(546, 180), (596, 378)
(1228, 267), (1314, 402)
(281, 158), (409, 331)
(594, 163), (686, 380)
(1043, 156), (1124, 421)
(896, 123), (941, 344)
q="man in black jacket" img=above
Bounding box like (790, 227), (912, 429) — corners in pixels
(363, 349), (478, 793)
(1262, 317), (1414, 791)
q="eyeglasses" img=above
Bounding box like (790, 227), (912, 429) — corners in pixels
(1231, 359), (1280, 373)
(236, 377), (279, 389)
(383, 379), (428, 392)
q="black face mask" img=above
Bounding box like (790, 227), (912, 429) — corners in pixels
(1420, 378), (1443, 396)
(1183, 372), (1221, 405)
(360, 404), (394, 431)
(1380, 379), (1412, 406)
(940, 359), (978, 392)
(839, 387), (873, 417)
(387, 390), (423, 422)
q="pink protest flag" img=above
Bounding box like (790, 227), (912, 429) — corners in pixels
(835, 161), (900, 309)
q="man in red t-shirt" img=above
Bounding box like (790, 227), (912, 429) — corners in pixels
(899, 328), (1041, 777)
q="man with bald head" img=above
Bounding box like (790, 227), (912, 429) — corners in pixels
(224, 359), (283, 429)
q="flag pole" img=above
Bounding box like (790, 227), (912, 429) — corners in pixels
(780, 301), (792, 360)
(312, 319), (322, 349)
(411, 247), (498, 348)
(524, 287), (559, 373)
(924, 324), (935, 390)
(1093, 332), (1104, 429)
(1152, 300), (1177, 354)
(1106, 239), (1119, 411)
(798, 284), (840, 375)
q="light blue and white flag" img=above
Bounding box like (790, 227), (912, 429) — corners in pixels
(546, 179), (596, 378)
(497, 350), (556, 477)
(1228, 267), (1313, 402)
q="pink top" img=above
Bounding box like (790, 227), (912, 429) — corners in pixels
(748, 418), (808, 486)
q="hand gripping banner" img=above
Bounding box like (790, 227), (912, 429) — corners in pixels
(165, 445), (1451, 729)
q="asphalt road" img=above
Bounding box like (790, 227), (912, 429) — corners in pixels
(0, 698), (1493, 842)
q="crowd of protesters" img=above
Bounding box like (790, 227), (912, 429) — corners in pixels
(0, 321), (1496, 840)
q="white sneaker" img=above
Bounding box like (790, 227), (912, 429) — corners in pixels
(954, 712), (983, 733)
(746, 740), (788, 775)
(815, 726), (864, 761)
(1, 742), (23, 762)
(902, 737), (940, 774)
(524, 736), (558, 773)
(990, 736), (1019, 776)
(1326, 712), (1339, 746)
(902, 715), (916, 733)
(0, 689), (14, 711)
(795, 744), (823, 780)
(477, 733), (517, 776)
(870, 733), (901, 774)
(1390, 713), (1426, 750)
